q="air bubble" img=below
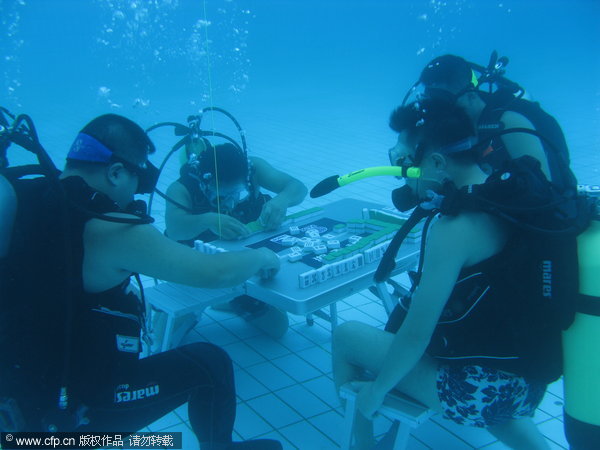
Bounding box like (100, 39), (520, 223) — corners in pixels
(98, 86), (111, 96)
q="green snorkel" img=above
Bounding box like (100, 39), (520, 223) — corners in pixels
(310, 165), (421, 198)
(309, 163), (426, 286)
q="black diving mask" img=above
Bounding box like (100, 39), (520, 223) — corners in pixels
(116, 157), (159, 195)
(402, 64), (479, 106)
(388, 135), (480, 212)
(388, 148), (418, 176)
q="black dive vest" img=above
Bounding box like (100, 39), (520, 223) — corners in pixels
(176, 162), (271, 244)
(385, 156), (582, 384)
(425, 227), (577, 384)
(0, 175), (146, 426)
(477, 90), (577, 194)
(384, 223), (578, 385)
(384, 157), (582, 385)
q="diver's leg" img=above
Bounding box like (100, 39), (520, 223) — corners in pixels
(333, 320), (441, 408)
(332, 321), (441, 448)
(487, 417), (550, 450)
(80, 342), (236, 446)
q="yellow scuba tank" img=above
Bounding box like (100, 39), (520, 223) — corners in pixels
(179, 137), (210, 166)
(563, 185), (600, 449)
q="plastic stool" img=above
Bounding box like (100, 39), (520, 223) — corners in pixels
(339, 383), (434, 450)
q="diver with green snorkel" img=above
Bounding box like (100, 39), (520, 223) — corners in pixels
(323, 97), (595, 449)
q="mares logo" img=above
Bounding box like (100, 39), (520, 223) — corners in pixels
(115, 383), (160, 403)
(542, 260), (552, 298)
(478, 123), (502, 130)
(116, 334), (140, 353)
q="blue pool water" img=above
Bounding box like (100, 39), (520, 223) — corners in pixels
(1, 1), (598, 448)
(2, 0), (598, 186)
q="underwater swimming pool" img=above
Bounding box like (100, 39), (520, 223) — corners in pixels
(1, 1), (598, 448)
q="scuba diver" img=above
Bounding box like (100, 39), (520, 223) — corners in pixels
(0, 110), (283, 450)
(163, 115), (307, 339)
(405, 52), (577, 194)
(331, 98), (584, 450)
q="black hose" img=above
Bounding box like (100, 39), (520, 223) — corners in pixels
(145, 107), (249, 216)
(374, 206), (432, 283)
(147, 134), (188, 215)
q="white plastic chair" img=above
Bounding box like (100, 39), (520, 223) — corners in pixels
(339, 383), (434, 450)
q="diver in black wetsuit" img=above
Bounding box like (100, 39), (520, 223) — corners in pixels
(1, 113), (282, 450)
(166, 139), (307, 243)
(165, 138), (307, 338)
(333, 99), (557, 450)
(413, 53), (576, 194)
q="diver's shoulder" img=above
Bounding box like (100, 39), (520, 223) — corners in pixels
(249, 155), (268, 167)
(166, 179), (190, 197)
(433, 212), (507, 260)
(84, 213), (152, 238)
(437, 210), (505, 236)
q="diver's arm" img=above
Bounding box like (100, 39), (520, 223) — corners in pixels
(500, 111), (551, 180)
(0, 175), (17, 257)
(358, 213), (507, 419)
(252, 156), (307, 207)
(252, 156), (307, 229)
(84, 217), (279, 292)
(358, 212), (508, 419)
(164, 181), (248, 241)
(164, 181), (211, 240)
(368, 216), (469, 397)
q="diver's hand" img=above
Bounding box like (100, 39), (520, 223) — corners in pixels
(206, 213), (250, 240)
(256, 247), (280, 280)
(259, 198), (287, 231)
(353, 381), (386, 420)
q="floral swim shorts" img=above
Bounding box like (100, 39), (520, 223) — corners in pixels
(436, 365), (547, 427)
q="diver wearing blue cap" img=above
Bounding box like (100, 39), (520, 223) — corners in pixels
(2, 112), (283, 449)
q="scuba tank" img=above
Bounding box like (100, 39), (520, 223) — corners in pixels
(562, 185), (600, 449)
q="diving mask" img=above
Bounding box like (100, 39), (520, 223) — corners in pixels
(202, 181), (250, 211)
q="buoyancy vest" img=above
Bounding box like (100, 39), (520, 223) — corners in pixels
(0, 175), (147, 427)
(176, 162), (271, 244)
(477, 90), (577, 194)
(426, 230), (578, 384)
(57, 176), (148, 384)
(384, 156), (583, 384)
